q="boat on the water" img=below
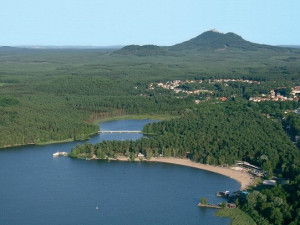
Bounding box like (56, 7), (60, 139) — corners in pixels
(53, 152), (68, 157)
(216, 190), (230, 197)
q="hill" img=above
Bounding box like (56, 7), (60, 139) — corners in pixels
(115, 30), (298, 56)
(115, 44), (170, 56)
(169, 30), (284, 52)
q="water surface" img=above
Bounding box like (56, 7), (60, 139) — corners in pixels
(0, 119), (238, 225)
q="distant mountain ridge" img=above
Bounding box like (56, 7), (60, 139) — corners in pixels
(2, 30), (298, 54)
(0, 45), (124, 50)
(116, 30), (294, 56)
(14, 45), (124, 49)
(115, 44), (171, 56)
(277, 45), (300, 48)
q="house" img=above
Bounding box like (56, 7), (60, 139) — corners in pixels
(226, 203), (237, 208)
(263, 180), (276, 185)
(270, 89), (276, 98)
(137, 153), (145, 158)
(221, 97), (227, 101)
(291, 86), (300, 95)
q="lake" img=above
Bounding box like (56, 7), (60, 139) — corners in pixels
(0, 119), (239, 225)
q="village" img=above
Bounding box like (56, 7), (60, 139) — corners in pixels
(148, 79), (211, 95)
(249, 86), (300, 102)
(148, 79), (300, 103)
(148, 78), (261, 96)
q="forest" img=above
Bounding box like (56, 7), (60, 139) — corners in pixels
(0, 44), (299, 148)
(1, 31), (300, 224)
(70, 102), (299, 176)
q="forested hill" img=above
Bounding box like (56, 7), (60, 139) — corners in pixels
(169, 30), (283, 51)
(115, 45), (171, 56)
(115, 30), (298, 56)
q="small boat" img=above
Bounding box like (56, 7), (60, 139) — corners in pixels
(96, 206), (99, 210)
(216, 190), (230, 197)
(53, 152), (60, 157)
(53, 152), (68, 157)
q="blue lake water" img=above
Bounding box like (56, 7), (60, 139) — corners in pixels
(0, 119), (239, 225)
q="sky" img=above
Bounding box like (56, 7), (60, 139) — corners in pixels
(0, 0), (299, 46)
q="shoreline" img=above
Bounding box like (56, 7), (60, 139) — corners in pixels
(0, 136), (95, 150)
(1, 114), (169, 150)
(111, 156), (253, 190)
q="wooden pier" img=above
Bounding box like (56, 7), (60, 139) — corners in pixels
(198, 203), (221, 209)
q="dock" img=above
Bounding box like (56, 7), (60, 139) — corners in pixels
(198, 203), (237, 209)
(198, 203), (221, 209)
(98, 130), (142, 134)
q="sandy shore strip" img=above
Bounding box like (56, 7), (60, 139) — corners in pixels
(113, 156), (253, 190)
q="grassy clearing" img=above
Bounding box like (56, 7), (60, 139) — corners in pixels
(215, 208), (256, 225)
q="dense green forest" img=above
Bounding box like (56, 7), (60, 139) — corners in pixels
(0, 43), (299, 148)
(1, 31), (300, 224)
(238, 179), (300, 225)
(69, 102), (299, 176)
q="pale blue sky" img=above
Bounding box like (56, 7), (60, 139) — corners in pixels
(0, 0), (299, 46)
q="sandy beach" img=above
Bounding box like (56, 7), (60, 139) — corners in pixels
(113, 156), (253, 190)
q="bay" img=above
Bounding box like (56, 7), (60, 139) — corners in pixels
(0, 119), (239, 225)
